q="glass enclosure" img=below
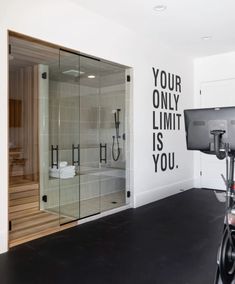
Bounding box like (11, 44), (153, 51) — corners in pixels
(44, 50), (129, 222)
(9, 33), (130, 245)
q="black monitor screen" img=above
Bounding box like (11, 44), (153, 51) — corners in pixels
(184, 106), (235, 152)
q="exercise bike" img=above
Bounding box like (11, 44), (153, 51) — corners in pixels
(184, 107), (235, 284)
(211, 131), (235, 284)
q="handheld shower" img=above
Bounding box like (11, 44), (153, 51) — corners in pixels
(112, 109), (121, 161)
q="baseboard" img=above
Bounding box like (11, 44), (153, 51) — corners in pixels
(0, 229), (8, 254)
(134, 178), (194, 208)
(193, 177), (201, 188)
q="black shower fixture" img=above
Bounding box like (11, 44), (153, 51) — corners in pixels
(112, 109), (121, 161)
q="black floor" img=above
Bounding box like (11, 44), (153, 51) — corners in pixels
(0, 188), (225, 284)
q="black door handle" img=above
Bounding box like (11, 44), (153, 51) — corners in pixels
(100, 143), (107, 163)
(72, 144), (80, 166)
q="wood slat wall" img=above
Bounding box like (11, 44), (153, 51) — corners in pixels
(9, 181), (61, 246)
(9, 65), (39, 180)
(9, 180), (77, 247)
(9, 99), (22, 127)
(9, 182), (39, 217)
(9, 219), (77, 248)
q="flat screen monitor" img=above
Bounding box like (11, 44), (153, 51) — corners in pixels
(184, 106), (235, 152)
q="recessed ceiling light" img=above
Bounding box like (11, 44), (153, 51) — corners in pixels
(88, 75), (96, 79)
(153, 5), (167, 12)
(201, 36), (212, 41)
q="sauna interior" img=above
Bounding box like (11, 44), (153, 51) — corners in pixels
(8, 32), (131, 247)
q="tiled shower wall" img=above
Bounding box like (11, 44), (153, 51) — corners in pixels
(39, 66), (129, 212)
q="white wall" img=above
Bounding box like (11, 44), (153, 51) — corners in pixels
(0, 0), (194, 253)
(194, 52), (235, 187)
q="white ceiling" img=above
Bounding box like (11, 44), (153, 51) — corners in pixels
(72, 0), (235, 58)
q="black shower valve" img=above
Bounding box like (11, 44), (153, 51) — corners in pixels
(113, 134), (121, 139)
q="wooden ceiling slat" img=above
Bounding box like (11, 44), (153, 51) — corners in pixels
(9, 33), (126, 87)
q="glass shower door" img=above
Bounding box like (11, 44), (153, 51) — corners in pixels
(79, 56), (101, 218)
(99, 61), (128, 211)
(58, 50), (80, 224)
(47, 50), (129, 224)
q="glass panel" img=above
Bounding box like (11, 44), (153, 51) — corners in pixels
(40, 62), (60, 220)
(8, 63), (43, 240)
(57, 50), (80, 224)
(9, 35), (61, 243)
(125, 69), (131, 206)
(79, 56), (101, 218)
(99, 61), (127, 211)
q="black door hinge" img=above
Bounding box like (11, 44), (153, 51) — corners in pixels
(9, 221), (12, 231)
(9, 44), (11, 55)
(200, 171), (202, 176)
(127, 191), (131, 198)
(200, 90), (201, 95)
(127, 75), (131, 82)
(42, 195), (47, 202)
(42, 72), (47, 79)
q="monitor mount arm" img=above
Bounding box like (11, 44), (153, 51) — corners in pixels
(210, 130), (226, 160)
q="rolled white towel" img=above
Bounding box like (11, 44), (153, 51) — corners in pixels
(60, 171), (75, 175)
(50, 172), (76, 179)
(60, 172), (76, 179)
(60, 166), (75, 173)
(49, 165), (75, 179)
(59, 161), (68, 168)
(49, 172), (60, 179)
(49, 167), (60, 173)
(50, 165), (75, 172)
